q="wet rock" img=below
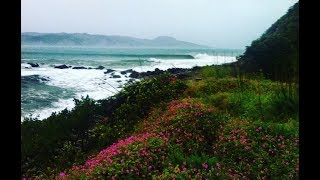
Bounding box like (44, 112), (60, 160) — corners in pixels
(120, 69), (133, 74)
(95, 66), (105, 70)
(54, 64), (70, 69)
(192, 66), (201, 71)
(104, 69), (115, 74)
(72, 66), (87, 69)
(112, 75), (121, 78)
(129, 71), (140, 78)
(27, 63), (39, 67)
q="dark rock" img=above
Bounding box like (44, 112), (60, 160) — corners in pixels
(112, 75), (121, 78)
(95, 66), (105, 70)
(195, 78), (202, 81)
(72, 66), (87, 69)
(129, 71), (140, 78)
(154, 68), (164, 75)
(54, 64), (70, 69)
(167, 68), (186, 74)
(27, 63), (39, 67)
(104, 69), (115, 74)
(116, 80), (122, 82)
(192, 66), (201, 71)
(25, 67), (31, 69)
(120, 69), (133, 74)
(88, 67), (93, 69)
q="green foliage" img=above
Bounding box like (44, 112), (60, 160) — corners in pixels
(106, 74), (187, 138)
(269, 85), (299, 121)
(199, 65), (233, 79)
(185, 77), (247, 97)
(21, 96), (99, 176)
(237, 2), (299, 82)
(213, 120), (299, 179)
(187, 75), (299, 123)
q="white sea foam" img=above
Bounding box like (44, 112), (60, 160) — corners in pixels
(21, 98), (75, 120)
(21, 67), (130, 121)
(133, 54), (237, 72)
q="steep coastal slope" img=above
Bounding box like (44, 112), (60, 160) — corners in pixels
(236, 2), (299, 81)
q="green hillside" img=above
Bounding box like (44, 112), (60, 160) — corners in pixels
(236, 2), (299, 82)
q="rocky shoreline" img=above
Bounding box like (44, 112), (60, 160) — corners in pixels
(24, 63), (204, 80)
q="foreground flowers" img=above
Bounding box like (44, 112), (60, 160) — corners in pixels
(58, 99), (299, 179)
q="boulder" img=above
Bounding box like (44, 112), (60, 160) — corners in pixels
(192, 66), (201, 71)
(95, 66), (105, 70)
(54, 64), (70, 69)
(120, 69), (133, 74)
(72, 66), (87, 69)
(129, 71), (140, 78)
(167, 68), (186, 74)
(104, 69), (115, 74)
(27, 63), (39, 67)
(112, 75), (121, 78)
(153, 68), (164, 75)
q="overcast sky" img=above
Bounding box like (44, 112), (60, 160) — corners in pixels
(22, 0), (298, 49)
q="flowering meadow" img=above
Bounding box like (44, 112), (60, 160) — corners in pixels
(57, 96), (299, 179)
(22, 66), (299, 179)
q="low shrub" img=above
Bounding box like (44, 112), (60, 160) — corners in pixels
(213, 120), (299, 179)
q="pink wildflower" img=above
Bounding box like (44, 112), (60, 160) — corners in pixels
(183, 168), (187, 172)
(202, 163), (208, 169)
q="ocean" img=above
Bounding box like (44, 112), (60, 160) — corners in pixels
(21, 46), (243, 121)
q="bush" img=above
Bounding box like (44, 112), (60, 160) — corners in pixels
(22, 74), (187, 178)
(199, 65), (234, 79)
(60, 132), (169, 179)
(213, 120), (299, 179)
(136, 98), (229, 155)
(21, 96), (99, 177)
